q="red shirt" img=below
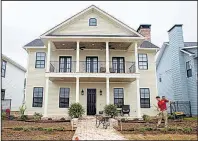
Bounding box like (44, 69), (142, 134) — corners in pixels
(158, 99), (169, 111)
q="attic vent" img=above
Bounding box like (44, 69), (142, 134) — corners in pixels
(89, 18), (97, 26)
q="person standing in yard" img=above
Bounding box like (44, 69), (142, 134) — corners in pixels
(156, 96), (169, 128)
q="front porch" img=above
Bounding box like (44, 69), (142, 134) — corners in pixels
(43, 77), (141, 118)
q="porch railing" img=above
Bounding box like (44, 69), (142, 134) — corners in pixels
(50, 61), (135, 73)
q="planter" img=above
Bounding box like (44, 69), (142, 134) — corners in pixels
(71, 118), (78, 129)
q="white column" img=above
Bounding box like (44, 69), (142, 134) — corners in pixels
(76, 41), (80, 72)
(106, 77), (110, 105)
(136, 78), (141, 118)
(134, 42), (139, 73)
(47, 40), (51, 72)
(76, 77), (79, 103)
(106, 41), (109, 73)
(44, 78), (49, 117)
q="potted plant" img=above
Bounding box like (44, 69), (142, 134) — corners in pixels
(104, 104), (118, 118)
(68, 103), (85, 128)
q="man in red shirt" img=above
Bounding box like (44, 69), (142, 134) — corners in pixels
(156, 96), (169, 128)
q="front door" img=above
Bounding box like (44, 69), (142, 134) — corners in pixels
(86, 57), (98, 73)
(87, 89), (96, 115)
(112, 57), (125, 73)
(59, 56), (72, 72)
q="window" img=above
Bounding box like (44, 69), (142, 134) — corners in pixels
(32, 87), (43, 107)
(138, 54), (148, 70)
(114, 88), (124, 108)
(159, 75), (162, 82)
(89, 18), (97, 26)
(35, 52), (45, 68)
(186, 61), (192, 77)
(140, 88), (150, 108)
(1, 89), (5, 100)
(1, 60), (7, 77)
(59, 88), (70, 108)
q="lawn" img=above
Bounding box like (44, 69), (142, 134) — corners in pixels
(2, 120), (75, 140)
(114, 117), (197, 140)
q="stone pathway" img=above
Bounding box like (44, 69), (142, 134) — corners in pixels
(72, 116), (127, 140)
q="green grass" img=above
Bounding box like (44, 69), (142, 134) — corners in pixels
(183, 117), (197, 121)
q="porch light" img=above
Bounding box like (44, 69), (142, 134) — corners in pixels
(81, 89), (84, 95)
(100, 89), (102, 95)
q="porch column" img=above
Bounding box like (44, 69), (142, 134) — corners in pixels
(106, 77), (110, 104)
(134, 42), (139, 73)
(47, 40), (51, 72)
(136, 78), (141, 118)
(76, 41), (80, 72)
(106, 41), (109, 73)
(76, 77), (80, 102)
(44, 77), (49, 117)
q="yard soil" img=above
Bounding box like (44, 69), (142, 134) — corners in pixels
(2, 120), (75, 140)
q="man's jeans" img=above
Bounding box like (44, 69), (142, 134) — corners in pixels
(157, 110), (168, 128)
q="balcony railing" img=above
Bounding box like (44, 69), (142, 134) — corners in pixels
(50, 61), (135, 73)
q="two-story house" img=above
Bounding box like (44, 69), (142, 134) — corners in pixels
(23, 5), (159, 118)
(1, 54), (26, 111)
(156, 24), (197, 116)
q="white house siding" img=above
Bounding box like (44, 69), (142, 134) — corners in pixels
(25, 48), (47, 115)
(183, 54), (197, 115)
(2, 58), (26, 111)
(156, 45), (174, 101)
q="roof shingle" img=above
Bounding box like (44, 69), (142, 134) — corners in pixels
(24, 39), (44, 47)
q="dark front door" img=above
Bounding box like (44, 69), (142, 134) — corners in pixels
(112, 57), (125, 73)
(86, 57), (98, 73)
(87, 89), (96, 115)
(59, 56), (72, 72)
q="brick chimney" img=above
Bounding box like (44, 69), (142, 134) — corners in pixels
(137, 24), (151, 41)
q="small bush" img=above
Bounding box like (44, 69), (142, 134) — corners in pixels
(9, 115), (15, 120)
(33, 112), (43, 121)
(120, 118), (125, 122)
(48, 118), (52, 120)
(142, 114), (151, 122)
(139, 128), (146, 132)
(104, 104), (118, 118)
(68, 103), (85, 118)
(20, 115), (28, 121)
(183, 127), (192, 133)
(168, 127), (177, 131)
(60, 117), (65, 121)
(13, 127), (23, 131)
(2, 112), (6, 120)
(23, 128), (31, 132)
(56, 127), (65, 131)
(145, 127), (153, 131)
(44, 128), (53, 132)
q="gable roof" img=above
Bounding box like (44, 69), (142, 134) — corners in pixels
(40, 5), (144, 38)
(156, 42), (197, 68)
(139, 41), (159, 48)
(24, 39), (44, 47)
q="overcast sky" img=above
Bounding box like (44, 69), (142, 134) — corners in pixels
(2, 1), (197, 68)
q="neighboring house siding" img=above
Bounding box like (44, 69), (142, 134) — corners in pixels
(25, 48), (46, 115)
(183, 54), (197, 115)
(2, 60), (26, 111)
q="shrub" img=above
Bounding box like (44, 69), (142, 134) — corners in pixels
(142, 114), (151, 122)
(9, 115), (15, 120)
(145, 127), (153, 131)
(60, 117), (66, 121)
(20, 115), (28, 121)
(104, 104), (118, 118)
(44, 128), (53, 132)
(23, 127), (31, 132)
(183, 127), (192, 133)
(13, 127), (23, 131)
(120, 118), (125, 122)
(56, 127), (65, 131)
(68, 103), (85, 118)
(19, 104), (28, 121)
(2, 112), (6, 120)
(33, 112), (43, 121)
(139, 127), (146, 132)
(37, 127), (44, 131)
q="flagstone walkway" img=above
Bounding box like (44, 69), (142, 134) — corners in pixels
(72, 116), (127, 140)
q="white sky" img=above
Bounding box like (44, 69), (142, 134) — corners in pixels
(2, 1), (197, 68)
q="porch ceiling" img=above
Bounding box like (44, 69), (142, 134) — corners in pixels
(53, 41), (132, 50)
(110, 78), (136, 82)
(49, 77), (76, 82)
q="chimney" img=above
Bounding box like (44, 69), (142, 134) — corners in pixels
(137, 24), (151, 41)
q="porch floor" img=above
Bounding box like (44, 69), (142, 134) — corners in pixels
(72, 116), (127, 140)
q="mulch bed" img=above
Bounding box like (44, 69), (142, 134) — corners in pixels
(2, 120), (75, 140)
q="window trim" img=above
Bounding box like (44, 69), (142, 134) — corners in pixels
(35, 52), (46, 68)
(1, 60), (7, 77)
(32, 87), (43, 107)
(186, 61), (192, 78)
(1, 89), (5, 100)
(113, 88), (124, 108)
(59, 88), (70, 108)
(138, 54), (148, 70)
(89, 18), (97, 26)
(140, 88), (150, 108)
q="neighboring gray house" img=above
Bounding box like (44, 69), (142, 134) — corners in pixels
(156, 24), (197, 116)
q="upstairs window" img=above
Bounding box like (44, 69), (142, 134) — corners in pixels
(138, 54), (148, 70)
(1, 89), (5, 100)
(1, 60), (7, 77)
(89, 18), (97, 26)
(186, 61), (192, 77)
(35, 52), (45, 68)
